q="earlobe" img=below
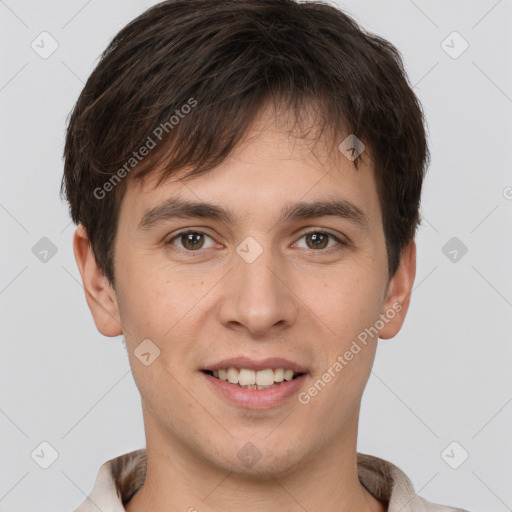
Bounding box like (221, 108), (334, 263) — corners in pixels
(378, 240), (416, 340)
(73, 225), (123, 337)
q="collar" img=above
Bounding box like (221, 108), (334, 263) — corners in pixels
(74, 449), (467, 512)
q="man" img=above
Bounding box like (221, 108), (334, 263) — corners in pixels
(62, 0), (470, 510)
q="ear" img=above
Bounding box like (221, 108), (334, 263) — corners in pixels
(378, 240), (416, 340)
(73, 225), (123, 337)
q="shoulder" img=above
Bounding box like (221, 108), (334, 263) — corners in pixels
(356, 452), (471, 512)
(73, 449), (147, 512)
(409, 495), (471, 512)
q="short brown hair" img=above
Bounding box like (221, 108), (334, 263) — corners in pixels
(61, 0), (429, 287)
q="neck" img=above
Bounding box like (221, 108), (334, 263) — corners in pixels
(125, 408), (387, 512)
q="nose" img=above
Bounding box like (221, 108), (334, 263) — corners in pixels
(217, 239), (298, 337)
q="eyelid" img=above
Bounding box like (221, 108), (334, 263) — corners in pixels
(296, 226), (349, 243)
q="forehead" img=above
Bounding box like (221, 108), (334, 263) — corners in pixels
(119, 109), (381, 232)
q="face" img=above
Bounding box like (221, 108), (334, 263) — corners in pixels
(75, 107), (415, 477)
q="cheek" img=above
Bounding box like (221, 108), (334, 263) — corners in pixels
(115, 259), (214, 373)
(116, 253), (194, 335)
(296, 264), (384, 401)
(297, 263), (386, 341)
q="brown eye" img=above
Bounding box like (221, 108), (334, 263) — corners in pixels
(304, 232), (329, 250)
(181, 232), (204, 250)
(295, 230), (344, 251)
(167, 231), (215, 252)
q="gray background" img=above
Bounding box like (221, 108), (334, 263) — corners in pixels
(1, 0), (511, 510)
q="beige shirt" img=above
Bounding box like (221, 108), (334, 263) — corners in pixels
(74, 449), (469, 512)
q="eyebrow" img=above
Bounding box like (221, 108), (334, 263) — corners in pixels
(137, 197), (369, 231)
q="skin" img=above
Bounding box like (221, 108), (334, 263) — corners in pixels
(74, 105), (415, 512)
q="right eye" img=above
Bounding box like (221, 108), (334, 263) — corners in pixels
(166, 230), (217, 253)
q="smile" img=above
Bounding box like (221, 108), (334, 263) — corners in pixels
(203, 367), (304, 390)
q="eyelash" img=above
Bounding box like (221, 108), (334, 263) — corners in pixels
(165, 228), (348, 255)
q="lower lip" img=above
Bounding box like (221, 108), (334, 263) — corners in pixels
(202, 372), (308, 410)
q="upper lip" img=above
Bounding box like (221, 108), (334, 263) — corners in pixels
(202, 356), (309, 374)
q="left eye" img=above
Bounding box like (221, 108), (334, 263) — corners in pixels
(293, 231), (343, 251)
(167, 230), (344, 253)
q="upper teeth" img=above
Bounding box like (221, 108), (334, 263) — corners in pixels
(213, 368), (297, 385)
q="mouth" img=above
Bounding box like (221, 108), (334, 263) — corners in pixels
(201, 367), (306, 390)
